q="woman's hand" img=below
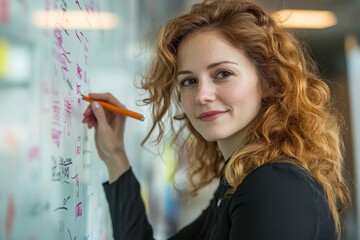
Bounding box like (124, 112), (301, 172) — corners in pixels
(82, 93), (130, 183)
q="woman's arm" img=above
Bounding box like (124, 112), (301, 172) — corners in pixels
(83, 93), (151, 239)
(103, 168), (154, 240)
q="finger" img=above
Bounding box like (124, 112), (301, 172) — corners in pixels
(83, 115), (94, 128)
(82, 115), (95, 124)
(83, 104), (94, 117)
(88, 92), (126, 108)
(87, 117), (97, 129)
(91, 101), (108, 126)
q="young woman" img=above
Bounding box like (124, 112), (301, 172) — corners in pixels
(82, 0), (350, 239)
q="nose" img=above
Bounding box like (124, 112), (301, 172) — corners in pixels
(195, 80), (216, 104)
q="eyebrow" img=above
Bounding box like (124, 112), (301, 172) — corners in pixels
(176, 61), (238, 76)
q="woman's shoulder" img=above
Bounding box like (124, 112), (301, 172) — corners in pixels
(243, 161), (318, 188)
(232, 161), (326, 204)
(227, 163), (335, 239)
(227, 162), (335, 239)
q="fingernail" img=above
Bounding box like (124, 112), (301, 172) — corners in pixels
(92, 102), (100, 109)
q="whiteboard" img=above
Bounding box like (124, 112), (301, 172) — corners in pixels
(0, 0), (144, 239)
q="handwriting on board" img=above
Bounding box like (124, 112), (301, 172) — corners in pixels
(1, 0), (112, 239)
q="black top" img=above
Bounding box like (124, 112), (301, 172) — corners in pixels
(103, 162), (336, 240)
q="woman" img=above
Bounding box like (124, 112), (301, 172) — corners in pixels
(82, 0), (350, 239)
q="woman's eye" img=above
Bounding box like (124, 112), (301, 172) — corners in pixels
(215, 71), (232, 79)
(180, 78), (197, 87)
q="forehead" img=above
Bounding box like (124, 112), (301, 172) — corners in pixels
(178, 30), (234, 54)
(176, 30), (247, 70)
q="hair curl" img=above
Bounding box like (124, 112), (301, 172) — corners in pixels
(140, 0), (350, 235)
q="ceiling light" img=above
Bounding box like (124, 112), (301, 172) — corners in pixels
(273, 9), (337, 29)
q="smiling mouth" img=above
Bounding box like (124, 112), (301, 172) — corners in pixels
(197, 111), (227, 121)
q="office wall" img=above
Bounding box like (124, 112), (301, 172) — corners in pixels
(346, 35), (360, 240)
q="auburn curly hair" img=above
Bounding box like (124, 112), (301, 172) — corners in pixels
(140, 0), (350, 235)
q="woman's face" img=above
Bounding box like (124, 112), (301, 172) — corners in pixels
(176, 30), (262, 148)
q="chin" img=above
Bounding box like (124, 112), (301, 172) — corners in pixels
(201, 133), (227, 142)
(203, 137), (217, 142)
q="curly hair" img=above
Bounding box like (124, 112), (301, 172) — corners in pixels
(140, 0), (350, 234)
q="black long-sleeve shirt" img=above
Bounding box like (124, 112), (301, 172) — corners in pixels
(103, 162), (336, 240)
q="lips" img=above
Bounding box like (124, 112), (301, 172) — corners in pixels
(197, 111), (227, 121)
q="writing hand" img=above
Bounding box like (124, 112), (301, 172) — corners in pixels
(82, 93), (130, 183)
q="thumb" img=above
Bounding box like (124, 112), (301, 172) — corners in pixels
(91, 102), (107, 126)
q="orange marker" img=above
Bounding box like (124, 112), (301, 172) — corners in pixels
(81, 94), (144, 121)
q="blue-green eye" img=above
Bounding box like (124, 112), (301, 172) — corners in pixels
(215, 71), (232, 79)
(180, 78), (197, 86)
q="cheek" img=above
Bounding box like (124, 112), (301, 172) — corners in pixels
(247, 90), (262, 115)
(180, 93), (194, 114)
(229, 86), (261, 111)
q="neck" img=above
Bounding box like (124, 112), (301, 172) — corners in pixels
(217, 126), (250, 160)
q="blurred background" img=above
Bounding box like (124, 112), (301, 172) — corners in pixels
(0, 0), (359, 239)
